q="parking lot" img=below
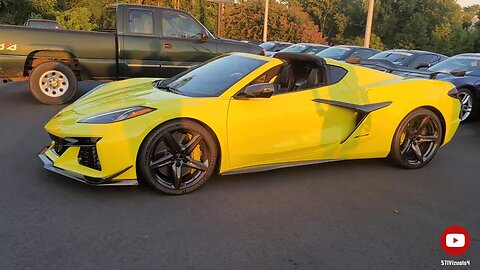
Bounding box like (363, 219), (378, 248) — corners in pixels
(1, 82), (479, 269)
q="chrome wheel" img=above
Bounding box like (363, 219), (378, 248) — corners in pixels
(39, 70), (69, 98)
(458, 91), (473, 121)
(148, 129), (210, 190)
(399, 114), (441, 166)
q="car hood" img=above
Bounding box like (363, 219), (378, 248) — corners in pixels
(216, 38), (262, 54)
(63, 78), (182, 116)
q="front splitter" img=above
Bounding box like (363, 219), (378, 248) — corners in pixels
(38, 147), (138, 186)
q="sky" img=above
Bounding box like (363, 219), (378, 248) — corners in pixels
(456, 0), (479, 7)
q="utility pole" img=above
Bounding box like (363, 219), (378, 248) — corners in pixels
(364, 0), (375, 48)
(217, 2), (223, 37)
(263, 0), (269, 42)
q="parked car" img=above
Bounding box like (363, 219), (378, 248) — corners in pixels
(427, 54), (480, 121)
(38, 52), (460, 194)
(369, 49), (448, 69)
(347, 53), (478, 122)
(277, 43), (329, 55)
(316, 45), (380, 61)
(260, 41), (293, 56)
(0, 4), (262, 104)
(24, 19), (62, 29)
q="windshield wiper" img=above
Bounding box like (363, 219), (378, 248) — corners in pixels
(153, 81), (183, 95)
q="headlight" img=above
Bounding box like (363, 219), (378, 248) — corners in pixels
(77, 83), (107, 101)
(78, 106), (156, 124)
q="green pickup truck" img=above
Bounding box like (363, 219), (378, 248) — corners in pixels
(0, 4), (263, 104)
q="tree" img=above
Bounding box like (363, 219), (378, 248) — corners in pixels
(222, 0), (326, 43)
(56, 6), (96, 30)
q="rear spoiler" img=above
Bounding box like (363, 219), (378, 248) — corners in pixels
(345, 57), (442, 79)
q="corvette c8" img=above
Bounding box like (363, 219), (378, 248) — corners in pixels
(39, 52), (461, 194)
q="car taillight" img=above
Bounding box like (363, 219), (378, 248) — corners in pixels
(261, 49), (266, 56)
(448, 88), (460, 99)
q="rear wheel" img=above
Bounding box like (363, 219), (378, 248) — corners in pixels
(389, 109), (443, 169)
(29, 61), (78, 104)
(138, 120), (217, 195)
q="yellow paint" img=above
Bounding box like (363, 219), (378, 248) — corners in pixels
(43, 53), (461, 181)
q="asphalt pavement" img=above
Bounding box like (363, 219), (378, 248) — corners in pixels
(1, 82), (479, 270)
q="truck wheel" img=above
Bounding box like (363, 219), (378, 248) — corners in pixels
(29, 61), (78, 105)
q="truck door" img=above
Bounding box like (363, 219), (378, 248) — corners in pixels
(119, 7), (162, 78)
(158, 10), (218, 78)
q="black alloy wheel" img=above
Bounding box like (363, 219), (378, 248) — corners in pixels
(138, 120), (217, 194)
(389, 109), (443, 169)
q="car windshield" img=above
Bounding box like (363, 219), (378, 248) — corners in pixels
(158, 55), (266, 97)
(280, 44), (309, 53)
(260, 42), (277, 51)
(317, 47), (351, 59)
(304, 46), (328, 55)
(428, 56), (480, 77)
(370, 51), (414, 66)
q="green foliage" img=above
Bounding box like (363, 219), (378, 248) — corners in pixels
(0, 0), (478, 55)
(56, 6), (96, 30)
(222, 0), (326, 43)
(351, 33), (385, 50)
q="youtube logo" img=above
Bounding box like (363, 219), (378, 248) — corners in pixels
(446, 234), (465, 248)
(441, 226), (470, 256)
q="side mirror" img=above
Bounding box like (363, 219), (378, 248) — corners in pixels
(450, 69), (467, 77)
(415, 63), (430, 69)
(243, 83), (274, 98)
(200, 31), (209, 42)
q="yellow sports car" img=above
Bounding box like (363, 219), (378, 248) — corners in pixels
(39, 52), (461, 194)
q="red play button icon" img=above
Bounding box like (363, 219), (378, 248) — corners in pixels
(441, 226), (470, 256)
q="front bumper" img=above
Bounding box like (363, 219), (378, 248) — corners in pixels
(38, 147), (138, 186)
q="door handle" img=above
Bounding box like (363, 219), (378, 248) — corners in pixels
(163, 43), (173, 49)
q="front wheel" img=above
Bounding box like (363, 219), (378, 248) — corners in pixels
(388, 109), (443, 169)
(138, 120), (218, 195)
(29, 61), (78, 105)
(457, 88), (476, 122)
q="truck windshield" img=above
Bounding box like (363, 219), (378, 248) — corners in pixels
(157, 55), (266, 97)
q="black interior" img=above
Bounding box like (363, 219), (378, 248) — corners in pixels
(273, 53), (326, 94)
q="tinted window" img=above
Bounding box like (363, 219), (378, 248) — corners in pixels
(350, 49), (374, 60)
(280, 44), (309, 53)
(162, 12), (202, 38)
(260, 42), (277, 50)
(328, 65), (348, 84)
(129, 9), (154, 34)
(317, 47), (351, 60)
(429, 56), (480, 77)
(274, 44), (291, 52)
(304, 46), (328, 55)
(159, 55), (266, 97)
(411, 54), (436, 68)
(370, 51), (415, 66)
(27, 20), (61, 29)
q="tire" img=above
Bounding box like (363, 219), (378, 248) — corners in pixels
(457, 88), (477, 122)
(137, 120), (218, 195)
(388, 109), (443, 169)
(29, 61), (78, 105)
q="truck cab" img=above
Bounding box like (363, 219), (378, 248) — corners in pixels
(0, 4), (262, 104)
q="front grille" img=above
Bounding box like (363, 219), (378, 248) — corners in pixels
(48, 133), (102, 170)
(53, 143), (69, 155)
(78, 146), (101, 171)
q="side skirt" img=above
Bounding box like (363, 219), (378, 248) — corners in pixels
(221, 159), (342, 176)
